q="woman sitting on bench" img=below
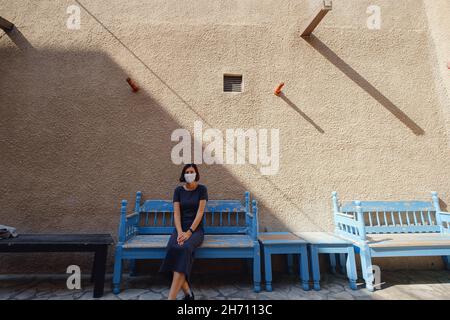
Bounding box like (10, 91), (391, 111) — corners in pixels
(159, 164), (208, 300)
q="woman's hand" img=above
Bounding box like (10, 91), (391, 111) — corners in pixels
(177, 231), (192, 245)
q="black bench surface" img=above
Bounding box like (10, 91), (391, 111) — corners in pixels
(0, 233), (114, 298)
(0, 234), (114, 245)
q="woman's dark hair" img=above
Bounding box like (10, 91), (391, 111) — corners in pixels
(179, 164), (200, 182)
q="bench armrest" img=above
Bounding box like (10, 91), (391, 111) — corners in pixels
(117, 200), (139, 244)
(125, 212), (139, 240)
(437, 211), (450, 234)
(243, 191), (257, 241)
(334, 210), (366, 241)
(246, 199), (259, 241)
(332, 192), (365, 241)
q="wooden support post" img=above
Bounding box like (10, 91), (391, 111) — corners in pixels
(300, 0), (332, 37)
(0, 16), (14, 32)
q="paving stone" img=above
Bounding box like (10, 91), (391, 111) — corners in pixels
(51, 295), (74, 300)
(34, 291), (56, 300)
(328, 291), (355, 300)
(324, 283), (346, 293)
(161, 288), (170, 297)
(149, 285), (167, 293)
(217, 285), (238, 296)
(12, 289), (37, 300)
(138, 291), (163, 300)
(1, 271), (450, 300)
(197, 288), (220, 298)
(117, 288), (148, 300)
(77, 291), (96, 300)
(259, 291), (291, 300)
(51, 289), (80, 297)
(236, 291), (258, 300)
(299, 291), (326, 300)
(234, 282), (253, 291)
(99, 292), (121, 300)
(288, 286), (315, 298)
(345, 287), (373, 298)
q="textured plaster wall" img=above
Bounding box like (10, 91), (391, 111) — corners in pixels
(424, 0), (450, 141)
(1, 0), (449, 273)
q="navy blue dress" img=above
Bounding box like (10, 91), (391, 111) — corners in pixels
(159, 184), (208, 284)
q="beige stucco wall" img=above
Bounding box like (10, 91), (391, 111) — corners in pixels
(1, 0), (449, 273)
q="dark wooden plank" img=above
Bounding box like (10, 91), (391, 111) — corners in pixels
(300, 1), (333, 37)
(0, 234), (114, 245)
(0, 16), (14, 31)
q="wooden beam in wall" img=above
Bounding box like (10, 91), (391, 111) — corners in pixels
(0, 16), (14, 32)
(300, 0), (332, 37)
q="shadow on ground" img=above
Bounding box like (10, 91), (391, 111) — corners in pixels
(1, 270), (449, 300)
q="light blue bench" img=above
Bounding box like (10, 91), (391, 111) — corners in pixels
(112, 191), (261, 294)
(332, 191), (450, 291)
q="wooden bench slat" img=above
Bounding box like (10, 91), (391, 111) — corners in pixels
(367, 233), (450, 248)
(342, 201), (434, 212)
(123, 234), (254, 249)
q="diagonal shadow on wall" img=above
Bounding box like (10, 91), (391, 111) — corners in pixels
(303, 35), (425, 136)
(3, 26), (34, 51)
(0, 46), (325, 281)
(279, 93), (325, 133)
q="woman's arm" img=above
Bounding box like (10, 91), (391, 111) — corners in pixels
(173, 202), (183, 235)
(189, 199), (207, 232)
(179, 199), (206, 244)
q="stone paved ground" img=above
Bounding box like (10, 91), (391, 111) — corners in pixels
(0, 270), (449, 300)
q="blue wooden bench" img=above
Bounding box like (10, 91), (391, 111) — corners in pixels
(112, 191), (261, 294)
(332, 191), (450, 291)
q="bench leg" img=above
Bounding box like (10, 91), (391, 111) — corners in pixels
(346, 247), (358, 290)
(91, 252), (98, 283)
(299, 246), (310, 291)
(112, 247), (123, 295)
(287, 254), (294, 275)
(253, 242), (261, 293)
(359, 246), (374, 292)
(129, 259), (137, 276)
(264, 249), (273, 292)
(329, 253), (337, 274)
(310, 245), (321, 291)
(442, 256), (450, 270)
(93, 247), (108, 298)
(339, 253), (347, 275)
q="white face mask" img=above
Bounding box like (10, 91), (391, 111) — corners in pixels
(184, 173), (196, 183)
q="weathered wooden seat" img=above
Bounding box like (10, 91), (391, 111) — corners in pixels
(123, 234), (254, 249)
(112, 191), (261, 294)
(332, 191), (450, 291)
(366, 233), (450, 248)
